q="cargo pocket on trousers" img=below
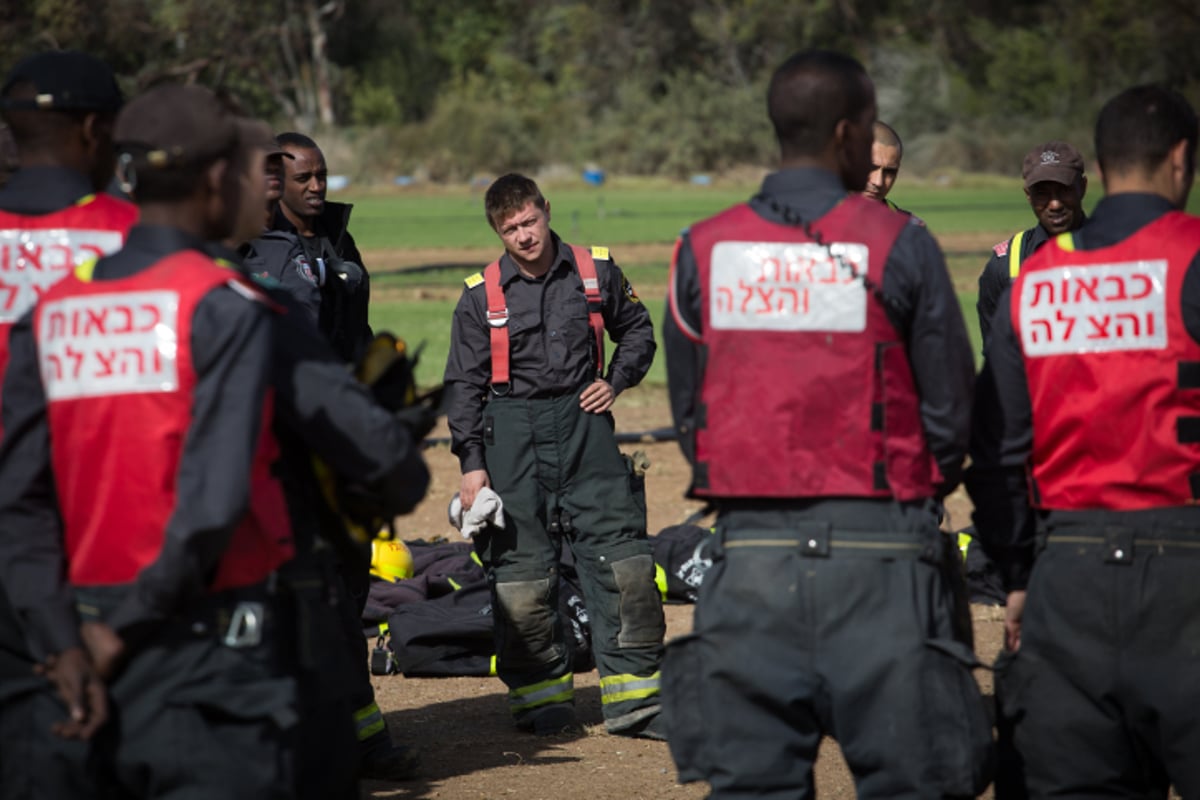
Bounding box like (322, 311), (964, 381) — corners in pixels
(661, 633), (708, 784)
(919, 638), (995, 797)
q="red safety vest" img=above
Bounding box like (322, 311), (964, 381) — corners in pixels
(1013, 211), (1200, 510)
(482, 245), (606, 386)
(688, 197), (938, 500)
(34, 251), (295, 589)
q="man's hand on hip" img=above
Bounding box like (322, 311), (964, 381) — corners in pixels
(579, 379), (615, 414)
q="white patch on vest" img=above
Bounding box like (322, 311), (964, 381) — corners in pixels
(0, 229), (124, 324)
(38, 291), (181, 400)
(709, 241), (868, 331)
(1019, 260), (1167, 356)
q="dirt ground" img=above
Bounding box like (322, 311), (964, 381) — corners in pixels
(364, 386), (1005, 800)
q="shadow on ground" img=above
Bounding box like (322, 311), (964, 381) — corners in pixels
(363, 685), (608, 797)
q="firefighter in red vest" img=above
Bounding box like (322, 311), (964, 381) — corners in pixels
(966, 85), (1200, 797)
(0, 84), (300, 798)
(0, 50), (134, 800)
(661, 50), (989, 798)
(443, 173), (665, 738)
(0, 51), (138, 431)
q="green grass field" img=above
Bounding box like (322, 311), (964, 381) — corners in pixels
(347, 181), (1049, 252)
(360, 181), (1198, 388)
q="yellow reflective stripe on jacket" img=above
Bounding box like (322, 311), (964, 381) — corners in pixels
(957, 531), (972, 561)
(599, 671), (661, 705)
(74, 258), (98, 282)
(1008, 230), (1025, 279)
(1056, 231), (1077, 252)
(508, 673), (574, 712)
(353, 701), (386, 740)
(654, 563), (668, 600)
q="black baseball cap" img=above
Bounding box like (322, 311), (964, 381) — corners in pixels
(114, 84), (267, 170)
(0, 51), (123, 112)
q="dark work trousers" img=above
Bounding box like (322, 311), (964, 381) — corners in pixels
(994, 514), (1200, 799)
(279, 555), (360, 799)
(476, 392), (666, 732)
(663, 500), (994, 800)
(0, 586), (98, 800)
(82, 588), (298, 800)
(335, 554), (391, 747)
(0, 683), (97, 799)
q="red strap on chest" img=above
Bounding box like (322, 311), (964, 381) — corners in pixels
(483, 246), (606, 387)
(483, 259), (510, 385)
(571, 245), (607, 382)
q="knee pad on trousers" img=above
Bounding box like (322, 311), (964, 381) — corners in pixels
(610, 554), (666, 648)
(494, 577), (563, 669)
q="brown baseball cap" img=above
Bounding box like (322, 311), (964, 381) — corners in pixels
(1022, 141), (1085, 188)
(114, 84), (269, 170)
(0, 50), (123, 112)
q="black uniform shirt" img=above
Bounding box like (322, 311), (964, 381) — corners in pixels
(204, 242), (431, 549)
(444, 233), (656, 473)
(665, 167), (975, 492)
(977, 223), (1054, 353)
(243, 229), (322, 328)
(0, 225), (273, 657)
(967, 193), (1200, 591)
(270, 202), (372, 362)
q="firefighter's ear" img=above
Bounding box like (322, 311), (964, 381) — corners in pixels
(205, 157), (230, 197)
(1168, 138), (1194, 208)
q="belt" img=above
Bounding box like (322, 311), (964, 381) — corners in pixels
(75, 580), (282, 649)
(720, 524), (940, 559)
(1045, 527), (1200, 564)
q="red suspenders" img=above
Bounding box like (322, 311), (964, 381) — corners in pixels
(483, 245), (606, 387)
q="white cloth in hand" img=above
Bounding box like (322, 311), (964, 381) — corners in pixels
(447, 487), (506, 539)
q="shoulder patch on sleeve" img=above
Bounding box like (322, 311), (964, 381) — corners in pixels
(623, 277), (640, 303)
(992, 239), (1010, 257)
(590, 246), (610, 261)
(464, 272), (484, 288)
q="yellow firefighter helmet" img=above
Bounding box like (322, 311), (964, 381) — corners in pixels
(370, 539), (414, 582)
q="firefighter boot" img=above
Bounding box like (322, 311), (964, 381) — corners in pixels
(359, 720), (420, 781)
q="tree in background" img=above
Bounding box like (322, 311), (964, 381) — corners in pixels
(0, 0), (1196, 179)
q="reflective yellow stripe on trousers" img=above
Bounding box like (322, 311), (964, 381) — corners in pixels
(354, 701), (386, 741)
(600, 671), (661, 705)
(508, 673), (574, 712)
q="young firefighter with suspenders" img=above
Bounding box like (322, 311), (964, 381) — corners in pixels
(444, 173), (666, 739)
